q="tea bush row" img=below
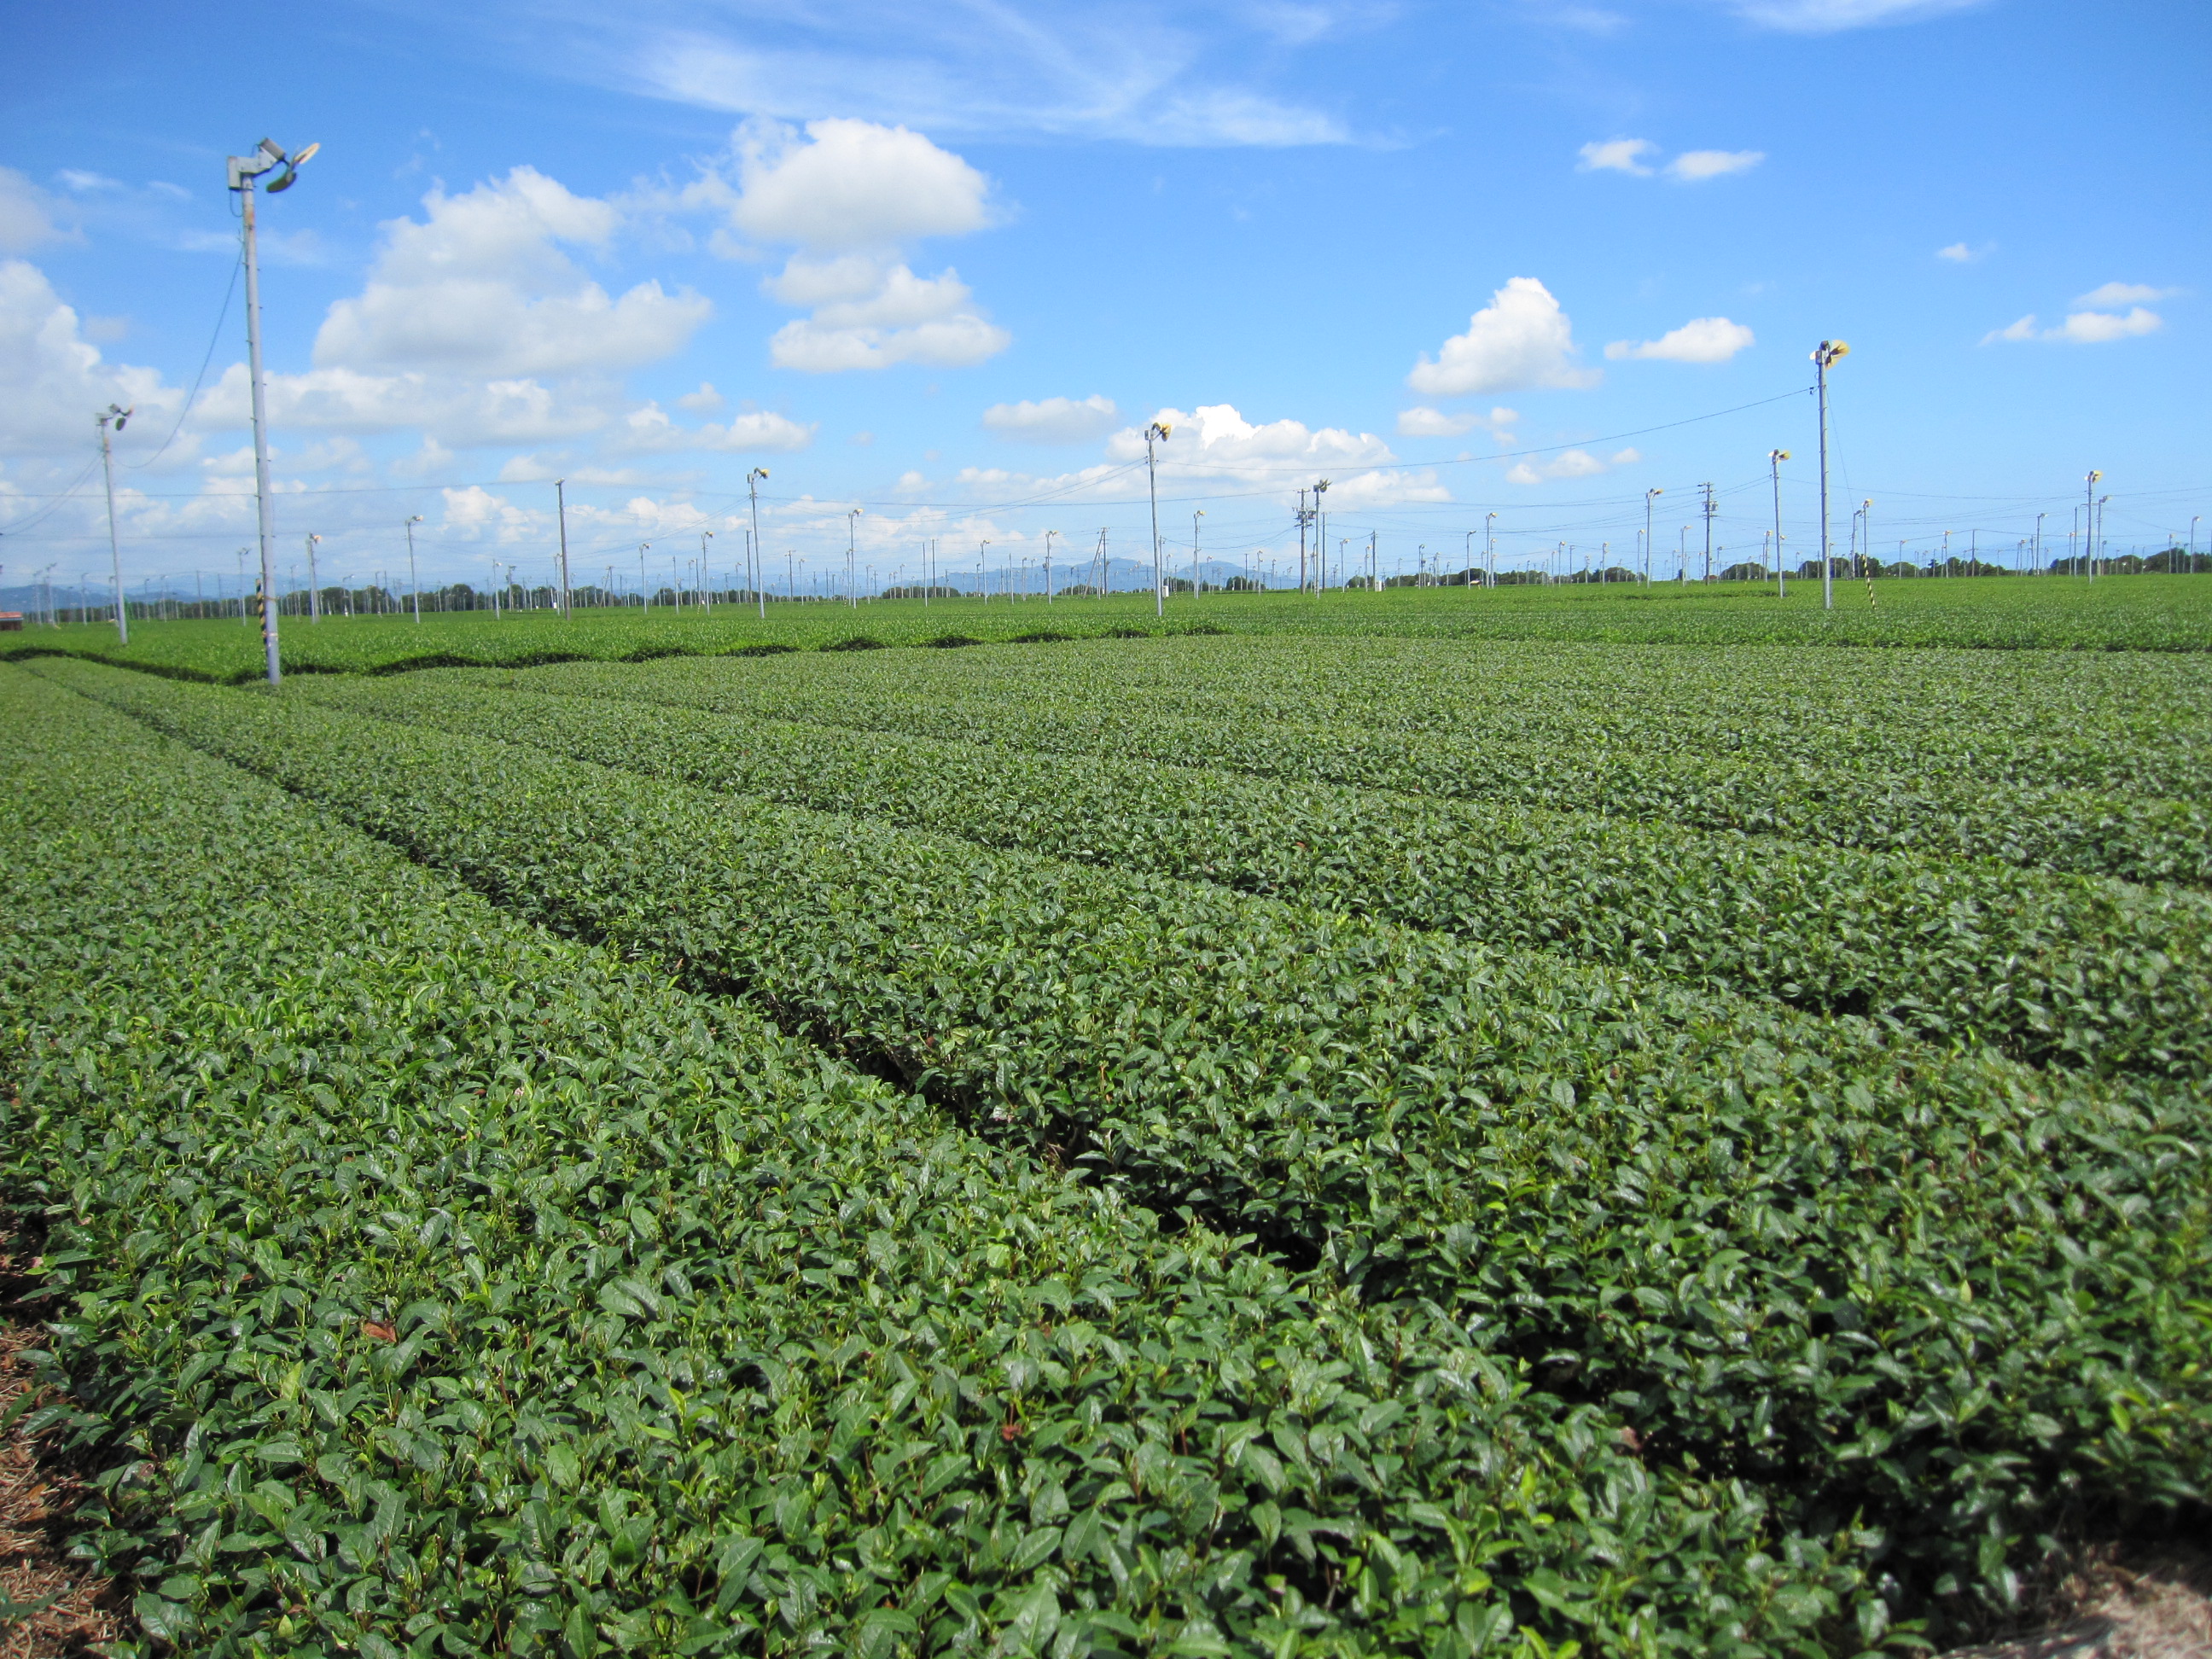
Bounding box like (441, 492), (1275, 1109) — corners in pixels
(478, 650), (2212, 889)
(47, 658), (2209, 1634)
(3, 666), (1860, 1658)
(289, 672), (2212, 1080)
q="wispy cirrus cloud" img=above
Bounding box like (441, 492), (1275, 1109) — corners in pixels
(1726, 0), (1988, 31)
(501, 0), (1350, 148)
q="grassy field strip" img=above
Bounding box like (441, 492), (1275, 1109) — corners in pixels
(589, 636), (2209, 806)
(288, 671), (2212, 1080)
(2, 664), (1842, 1659)
(45, 657), (2209, 1633)
(9, 575), (2211, 685)
(452, 652), (2212, 890)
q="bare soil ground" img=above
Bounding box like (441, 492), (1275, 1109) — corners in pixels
(0, 1248), (119, 1659)
(1942, 1545), (2212, 1659)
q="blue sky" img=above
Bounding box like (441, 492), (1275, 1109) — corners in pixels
(3, 0), (2206, 597)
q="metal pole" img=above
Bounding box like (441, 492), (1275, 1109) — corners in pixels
(97, 410), (128, 643)
(748, 469), (769, 619)
(555, 479), (571, 618)
(1314, 480), (1330, 590)
(2085, 473), (2100, 581)
(1145, 423), (1170, 617)
(848, 509), (862, 607)
(1816, 352), (1833, 609)
(1702, 485), (1715, 581)
(237, 174), (282, 682)
(406, 517), (423, 622)
(1768, 451), (1790, 598)
(1644, 488), (1661, 588)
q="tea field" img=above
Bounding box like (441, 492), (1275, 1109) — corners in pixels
(9, 572), (2212, 686)
(3, 615), (2208, 1658)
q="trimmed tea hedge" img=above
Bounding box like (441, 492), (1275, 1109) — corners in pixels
(3, 664), (1867, 1658)
(288, 671), (2212, 1079)
(44, 657), (2210, 1648)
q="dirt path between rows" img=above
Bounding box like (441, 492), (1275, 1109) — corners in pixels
(1941, 1547), (2212, 1659)
(0, 1249), (119, 1659)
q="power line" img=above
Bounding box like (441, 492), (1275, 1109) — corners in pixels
(123, 251), (244, 472)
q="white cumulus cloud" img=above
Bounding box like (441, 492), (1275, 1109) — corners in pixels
(195, 362), (608, 445)
(1396, 405), (1518, 439)
(729, 118), (995, 251)
(314, 167), (711, 377)
(611, 401), (815, 453)
(0, 259), (184, 457)
(1106, 403), (1396, 472)
(1578, 138), (1656, 176)
(982, 394), (1121, 443)
(722, 119), (1009, 373)
(2053, 307), (2163, 343)
(1505, 446), (1641, 486)
(1982, 294), (2169, 346)
(1407, 278), (1599, 397)
(2074, 282), (2179, 308)
(0, 169), (73, 254)
(1667, 149), (1763, 181)
(1604, 317), (1755, 363)
(1395, 406), (1479, 437)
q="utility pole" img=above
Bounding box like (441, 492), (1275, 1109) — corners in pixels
(1701, 485), (1716, 582)
(1313, 480), (1330, 591)
(847, 509), (863, 607)
(405, 516), (423, 622)
(2084, 472), (2102, 582)
(1190, 509), (1202, 597)
(701, 529), (714, 613)
(1767, 451), (1790, 597)
(1487, 512), (1498, 585)
(1812, 341), (1848, 610)
(227, 137), (316, 684)
(1045, 529), (1057, 604)
(96, 404), (131, 643)
(638, 542), (650, 609)
(1145, 421), (1171, 616)
(1297, 488), (1309, 592)
(747, 469), (769, 619)
(554, 479), (572, 618)
(1644, 487), (1662, 586)
(1096, 527), (1109, 596)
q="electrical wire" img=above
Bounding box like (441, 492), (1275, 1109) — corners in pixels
(124, 250), (243, 471)
(0, 456), (103, 538)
